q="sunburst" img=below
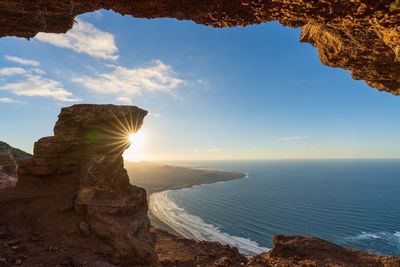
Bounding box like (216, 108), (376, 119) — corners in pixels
(89, 109), (146, 162)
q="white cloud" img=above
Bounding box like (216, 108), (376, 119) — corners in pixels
(0, 97), (22, 103)
(115, 97), (132, 105)
(0, 67), (26, 76)
(73, 60), (184, 97)
(5, 55), (40, 67)
(193, 148), (201, 153)
(208, 148), (221, 152)
(31, 68), (46, 75)
(0, 74), (80, 102)
(278, 135), (311, 141)
(35, 19), (118, 60)
(149, 112), (160, 117)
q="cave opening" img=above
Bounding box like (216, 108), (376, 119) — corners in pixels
(1, 4), (400, 266)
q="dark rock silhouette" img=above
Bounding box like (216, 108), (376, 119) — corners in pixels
(0, 104), (158, 266)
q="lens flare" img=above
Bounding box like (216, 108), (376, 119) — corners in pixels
(92, 108), (148, 162)
(124, 131), (147, 162)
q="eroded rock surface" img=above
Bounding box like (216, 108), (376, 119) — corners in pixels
(153, 228), (247, 267)
(247, 235), (400, 267)
(1, 1), (400, 94)
(0, 104), (158, 266)
(0, 141), (31, 188)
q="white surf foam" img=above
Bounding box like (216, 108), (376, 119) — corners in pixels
(348, 231), (400, 241)
(346, 231), (400, 250)
(149, 190), (269, 255)
(353, 231), (380, 240)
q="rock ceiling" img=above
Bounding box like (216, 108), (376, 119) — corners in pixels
(1, 0), (400, 95)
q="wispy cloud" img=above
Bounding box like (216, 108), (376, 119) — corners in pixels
(35, 19), (118, 60)
(115, 96), (132, 105)
(5, 55), (40, 67)
(0, 67), (26, 76)
(31, 68), (46, 75)
(0, 74), (80, 102)
(149, 112), (160, 118)
(0, 64), (80, 102)
(73, 60), (184, 97)
(278, 135), (311, 141)
(0, 97), (22, 104)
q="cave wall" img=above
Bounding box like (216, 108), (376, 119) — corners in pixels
(1, 0), (400, 95)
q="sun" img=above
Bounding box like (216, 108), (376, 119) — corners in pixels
(128, 131), (145, 146)
(123, 130), (148, 162)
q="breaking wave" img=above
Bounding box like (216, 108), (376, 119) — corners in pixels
(347, 231), (400, 242)
(344, 231), (400, 254)
(149, 189), (269, 255)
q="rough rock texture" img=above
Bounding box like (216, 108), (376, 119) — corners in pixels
(247, 235), (400, 267)
(0, 141), (31, 188)
(0, 104), (159, 266)
(152, 228), (247, 267)
(1, 1), (400, 95)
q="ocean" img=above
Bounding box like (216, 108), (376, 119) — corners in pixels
(149, 160), (400, 256)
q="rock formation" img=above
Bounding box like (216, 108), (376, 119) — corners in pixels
(0, 104), (158, 266)
(247, 235), (400, 267)
(153, 228), (248, 267)
(1, 1), (400, 95)
(0, 141), (31, 188)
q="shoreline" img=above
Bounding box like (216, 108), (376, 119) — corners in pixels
(146, 171), (248, 194)
(146, 171), (271, 255)
(147, 171), (248, 238)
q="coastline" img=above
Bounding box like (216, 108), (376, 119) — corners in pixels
(146, 172), (270, 255)
(147, 171), (248, 238)
(125, 161), (269, 254)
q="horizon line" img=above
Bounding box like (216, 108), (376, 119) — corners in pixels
(125, 158), (400, 163)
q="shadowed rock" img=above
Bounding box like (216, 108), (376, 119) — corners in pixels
(0, 141), (32, 188)
(0, 104), (158, 266)
(247, 235), (400, 267)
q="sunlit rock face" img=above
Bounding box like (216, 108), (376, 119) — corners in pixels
(1, 1), (400, 95)
(1, 104), (158, 266)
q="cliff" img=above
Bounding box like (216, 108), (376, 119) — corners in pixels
(1, 1), (400, 95)
(0, 104), (157, 266)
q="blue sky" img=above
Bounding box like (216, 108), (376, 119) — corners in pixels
(0, 10), (399, 160)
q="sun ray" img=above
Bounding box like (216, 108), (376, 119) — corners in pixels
(88, 109), (148, 162)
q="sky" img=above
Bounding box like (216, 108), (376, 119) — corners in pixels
(0, 10), (399, 161)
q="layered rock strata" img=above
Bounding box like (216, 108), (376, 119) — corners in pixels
(1, 1), (400, 94)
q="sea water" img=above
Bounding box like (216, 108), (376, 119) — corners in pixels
(149, 160), (400, 256)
